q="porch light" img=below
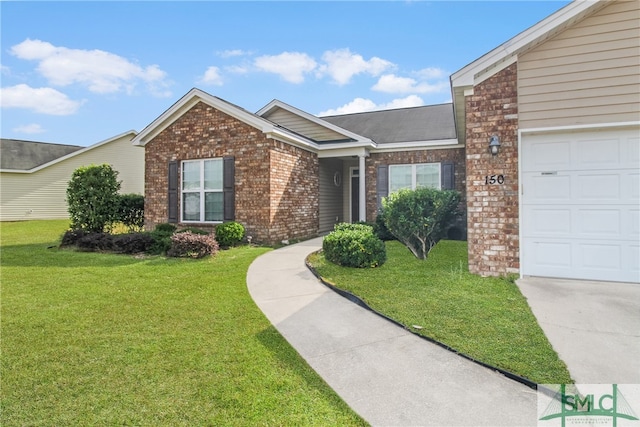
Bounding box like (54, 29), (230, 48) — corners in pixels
(489, 135), (501, 155)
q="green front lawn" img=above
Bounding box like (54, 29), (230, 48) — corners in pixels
(309, 240), (572, 385)
(1, 220), (366, 426)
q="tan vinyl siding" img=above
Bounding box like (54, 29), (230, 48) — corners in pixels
(262, 108), (350, 142)
(518, 0), (640, 129)
(319, 159), (344, 233)
(0, 134), (144, 221)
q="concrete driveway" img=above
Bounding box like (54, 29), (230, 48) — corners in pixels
(516, 277), (640, 384)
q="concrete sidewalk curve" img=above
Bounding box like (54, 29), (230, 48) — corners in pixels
(247, 238), (539, 427)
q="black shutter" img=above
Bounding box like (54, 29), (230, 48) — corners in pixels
(441, 161), (455, 190)
(223, 156), (235, 221)
(376, 164), (388, 211)
(168, 160), (179, 223)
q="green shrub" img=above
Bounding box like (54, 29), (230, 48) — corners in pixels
(215, 221), (245, 248)
(116, 194), (144, 232)
(322, 223), (386, 268)
(145, 223), (177, 255)
(112, 232), (155, 254)
(167, 231), (219, 258)
(66, 164), (121, 233)
(382, 187), (460, 260)
(155, 223), (177, 234)
(75, 232), (116, 252)
(373, 213), (395, 241)
(60, 229), (89, 247)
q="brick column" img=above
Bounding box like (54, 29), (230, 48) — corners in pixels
(465, 63), (520, 276)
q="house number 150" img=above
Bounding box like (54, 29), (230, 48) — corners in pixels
(485, 174), (505, 185)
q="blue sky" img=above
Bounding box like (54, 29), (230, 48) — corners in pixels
(1, 1), (571, 147)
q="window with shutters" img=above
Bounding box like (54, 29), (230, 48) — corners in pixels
(389, 163), (441, 193)
(181, 158), (224, 223)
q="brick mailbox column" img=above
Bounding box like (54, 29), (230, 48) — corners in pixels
(465, 63), (520, 277)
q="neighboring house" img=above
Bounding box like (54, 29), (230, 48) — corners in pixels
(131, 91), (465, 245)
(451, 0), (639, 283)
(0, 131), (144, 221)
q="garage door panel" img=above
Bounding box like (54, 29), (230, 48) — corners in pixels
(524, 208), (571, 235)
(630, 210), (640, 238)
(577, 209), (621, 237)
(579, 243), (622, 271)
(578, 138), (621, 168)
(629, 172), (639, 200)
(522, 127), (639, 283)
(577, 173), (620, 200)
(627, 137), (639, 167)
(525, 173), (571, 201)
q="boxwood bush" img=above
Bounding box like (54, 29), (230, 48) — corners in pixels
(215, 221), (245, 248)
(322, 223), (386, 268)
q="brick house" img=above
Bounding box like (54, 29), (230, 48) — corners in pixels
(132, 90), (465, 245)
(451, 0), (639, 283)
(132, 0), (638, 283)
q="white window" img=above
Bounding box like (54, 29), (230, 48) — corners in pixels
(389, 163), (440, 193)
(181, 159), (224, 222)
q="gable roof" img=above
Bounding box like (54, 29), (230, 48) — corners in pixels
(1, 131), (138, 173)
(321, 104), (457, 144)
(1, 139), (83, 170)
(131, 88), (322, 152)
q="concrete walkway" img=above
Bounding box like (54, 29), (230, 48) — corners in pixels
(247, 238), (538, 426)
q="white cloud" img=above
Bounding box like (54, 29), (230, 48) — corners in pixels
(0, 84), (84, 115)
(372, 74), (450, 94)
(226, 65), (249, 74)
(10, 38), (172, 97)
(13, 123), (46, 134)
(217, 49), (250, 58)
(318, 49), (394, 85)
(319, 95), (424, 116)
(415, 67), (448, 80)
(254, 52), (317, 84)
(199, 66), (224, 86)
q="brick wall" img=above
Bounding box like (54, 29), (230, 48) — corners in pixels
(465, 63), (519, 276)
(366, 148), (467, 222)
(268, 141), (319, 242)
(144, 101), (319, 244)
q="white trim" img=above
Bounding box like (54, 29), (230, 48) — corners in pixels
(358, 155), (366, 222)
(0, 130), (138, 174)
(451, 0), (604, 88)
(389, 163), (442, 193)
(180, 158), (224, 224)
(372, 140), (462, 153)
(519, 121), (640, 137)
(349, 166), (359, 223)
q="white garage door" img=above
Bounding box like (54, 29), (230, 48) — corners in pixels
(521, 127), (639, 283)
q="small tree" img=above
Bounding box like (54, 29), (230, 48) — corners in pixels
(382, 187), (460, 260)
(66, 164), (121, 233)
(116, 193), (144, 232)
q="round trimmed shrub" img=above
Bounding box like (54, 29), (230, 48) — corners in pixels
(322, 223), (386, 268)
(215, 221), (245, 248)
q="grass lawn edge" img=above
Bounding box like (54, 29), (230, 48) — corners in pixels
(306, 251), (542, 391)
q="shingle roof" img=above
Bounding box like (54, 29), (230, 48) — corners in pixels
(0, 139), (84, 170)
(320, 103), (456, 144)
